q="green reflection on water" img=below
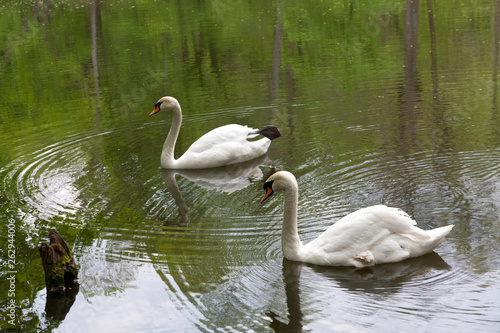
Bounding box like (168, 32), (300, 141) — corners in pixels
(1, 0), (499, 331)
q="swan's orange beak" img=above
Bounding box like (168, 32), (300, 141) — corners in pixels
(149, 104), (161, 117)
(260, 181), (274, 204)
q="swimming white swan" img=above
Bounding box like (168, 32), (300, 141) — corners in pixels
(149, 96), (281, 169)
(260, 171), (454, 267)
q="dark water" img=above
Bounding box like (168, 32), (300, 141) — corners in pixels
(1, 1), (499, 332)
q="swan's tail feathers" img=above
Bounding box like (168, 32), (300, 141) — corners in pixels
(254, 126), (282, 140)
(427, 224), (454, 248)
(429, 224), (454, 238)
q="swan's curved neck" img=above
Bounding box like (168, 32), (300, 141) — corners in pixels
(281, 184), (303, 260)
(161, 106), (182, 168)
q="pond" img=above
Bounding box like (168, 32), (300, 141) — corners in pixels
(1, 0), (499, 332)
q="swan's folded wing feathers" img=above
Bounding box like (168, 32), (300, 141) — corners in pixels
(177, 127), (271, 168)
(361, 206), (433, 242)
(303, 205), (430, 261)
(305, 210), (389, 254)
(184, 124), (253, 154)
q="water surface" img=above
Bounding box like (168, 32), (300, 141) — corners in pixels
(1, 1), (499, 332)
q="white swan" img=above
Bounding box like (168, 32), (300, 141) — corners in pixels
(149, 96), (281, 169)
(260, 171), (454, 267)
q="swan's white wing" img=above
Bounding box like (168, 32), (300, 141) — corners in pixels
(183, 124), (256, 154)
(175, 124), (272, 168)
(301, 205), (432, 266)
(315, 205), (420, 242)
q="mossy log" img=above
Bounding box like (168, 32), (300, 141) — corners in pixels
(39, 228), (78, 291)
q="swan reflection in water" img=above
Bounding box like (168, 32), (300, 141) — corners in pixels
(160, 156), (271, 226)
(267, 252), (450, 332)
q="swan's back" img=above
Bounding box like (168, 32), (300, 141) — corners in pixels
(301, 205), (453, 267)
(183, 124), (255, 154)
(177, 124), (272, 168)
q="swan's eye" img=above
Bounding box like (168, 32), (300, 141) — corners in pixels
(154, 101), (163, 109)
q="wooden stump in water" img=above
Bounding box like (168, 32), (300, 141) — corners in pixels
(39, 228), (78, 291)
(39, 228), (79, 320)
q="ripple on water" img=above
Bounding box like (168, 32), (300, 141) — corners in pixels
(4, 110), (499, 331)
(2, 131), (110, 230)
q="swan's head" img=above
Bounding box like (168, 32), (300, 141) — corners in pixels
(149, 96), (181, 117)
(260, 171), (297, 204)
